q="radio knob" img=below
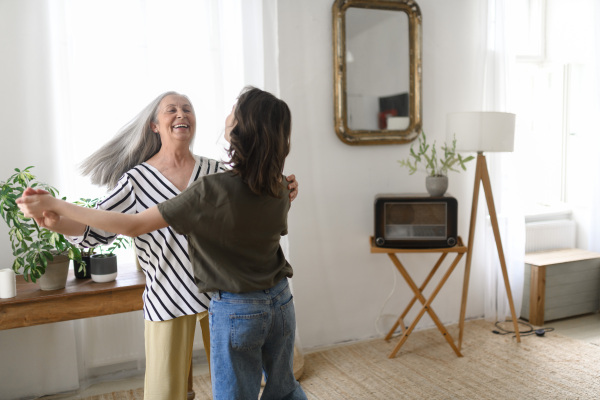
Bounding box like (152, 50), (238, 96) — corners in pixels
(375, 237), (385, 246)
(447, 237), (457, 246)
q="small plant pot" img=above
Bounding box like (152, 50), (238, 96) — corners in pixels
(38, 254), (70, 291)
(426, 175), (448, 197)
(90, 254), (118, 283)
(74, 256), (92, 279)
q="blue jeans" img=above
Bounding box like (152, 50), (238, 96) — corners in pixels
(209, 278), (307, 400)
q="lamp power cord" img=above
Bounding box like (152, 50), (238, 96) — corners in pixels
(492, 319), (554, 338)
(375, 266), (399, 336)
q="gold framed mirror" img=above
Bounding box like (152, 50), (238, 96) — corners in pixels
(332, 0), (422, 145)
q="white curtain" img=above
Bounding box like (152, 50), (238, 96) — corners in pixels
(0, 0), (279, 397)
(477, 0), (525, 322)
(53, 0), (257, 200)
(476, 0), (600, 323)
(589, 1), (600, 253)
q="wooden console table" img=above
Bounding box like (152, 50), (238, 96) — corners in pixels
(0, 264), (145, 330)
(370, 237), (468, 358)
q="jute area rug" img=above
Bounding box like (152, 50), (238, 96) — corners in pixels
(90, 319), (600, 399)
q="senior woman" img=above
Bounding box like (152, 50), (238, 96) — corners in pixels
(33, 91), (298, 400)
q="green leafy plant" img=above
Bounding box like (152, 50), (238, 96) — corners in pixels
(398, 132), (474, 176)
(95, 235), (132, 257)
(0, 166), (83, 282)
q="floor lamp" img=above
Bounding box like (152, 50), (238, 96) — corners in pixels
(446, 111), (521, 349)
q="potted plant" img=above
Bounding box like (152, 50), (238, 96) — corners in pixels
(71, 197), (101, 279)
(0, 166), (83, 290)
(90, 234), (132, 283)
(398, 132), (474, 196)
(69, 197), (133, 282)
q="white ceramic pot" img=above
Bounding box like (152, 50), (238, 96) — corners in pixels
(426, 175), (448, 197)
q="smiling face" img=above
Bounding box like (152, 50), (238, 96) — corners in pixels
(152, 94), (196, 145)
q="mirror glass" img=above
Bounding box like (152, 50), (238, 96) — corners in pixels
(346, 9), (409, 131)
(333, 0), (422, 145)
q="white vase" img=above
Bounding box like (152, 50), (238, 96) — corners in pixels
(426, 175), (448, 197)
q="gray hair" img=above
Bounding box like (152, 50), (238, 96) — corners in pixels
(80, 91), (190, 189)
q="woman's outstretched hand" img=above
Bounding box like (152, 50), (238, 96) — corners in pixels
(286, 174), (299, 202)
(17, 187), (60, 229)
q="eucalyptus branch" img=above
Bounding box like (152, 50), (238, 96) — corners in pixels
(398, 132), (474, 177)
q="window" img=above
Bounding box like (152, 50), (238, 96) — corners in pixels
(511, 0), (596, 213)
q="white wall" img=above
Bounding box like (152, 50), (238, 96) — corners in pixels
(278, 0), (489, 350)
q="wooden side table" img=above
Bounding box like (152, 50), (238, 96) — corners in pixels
(370, 237), (468, 358)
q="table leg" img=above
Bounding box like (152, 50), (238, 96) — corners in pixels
(387, 253), (464, 358)
(529, 265), (546, 326)
(384, 253), (447, 341)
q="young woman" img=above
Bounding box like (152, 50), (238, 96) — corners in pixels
(18, 87), (306, 400)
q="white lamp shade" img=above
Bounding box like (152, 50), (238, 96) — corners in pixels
(446, 112), (516, 153)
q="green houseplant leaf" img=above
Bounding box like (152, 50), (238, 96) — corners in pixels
(96, 235), (132, 257)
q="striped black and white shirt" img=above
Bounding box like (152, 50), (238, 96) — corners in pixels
(69, 155), (227, 321)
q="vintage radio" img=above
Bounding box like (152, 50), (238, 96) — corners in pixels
(374, 194), (458, 249)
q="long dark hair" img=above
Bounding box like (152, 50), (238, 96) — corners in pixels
(226, 87), (291, 198)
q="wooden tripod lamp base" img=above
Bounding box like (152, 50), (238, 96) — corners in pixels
(447, 112), (520, 349)
(458, 152), (521, 348)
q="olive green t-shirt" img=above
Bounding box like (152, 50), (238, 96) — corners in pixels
(157, 170), (292, 293)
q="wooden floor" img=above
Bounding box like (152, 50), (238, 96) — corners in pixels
(44, 313), (600, 399)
